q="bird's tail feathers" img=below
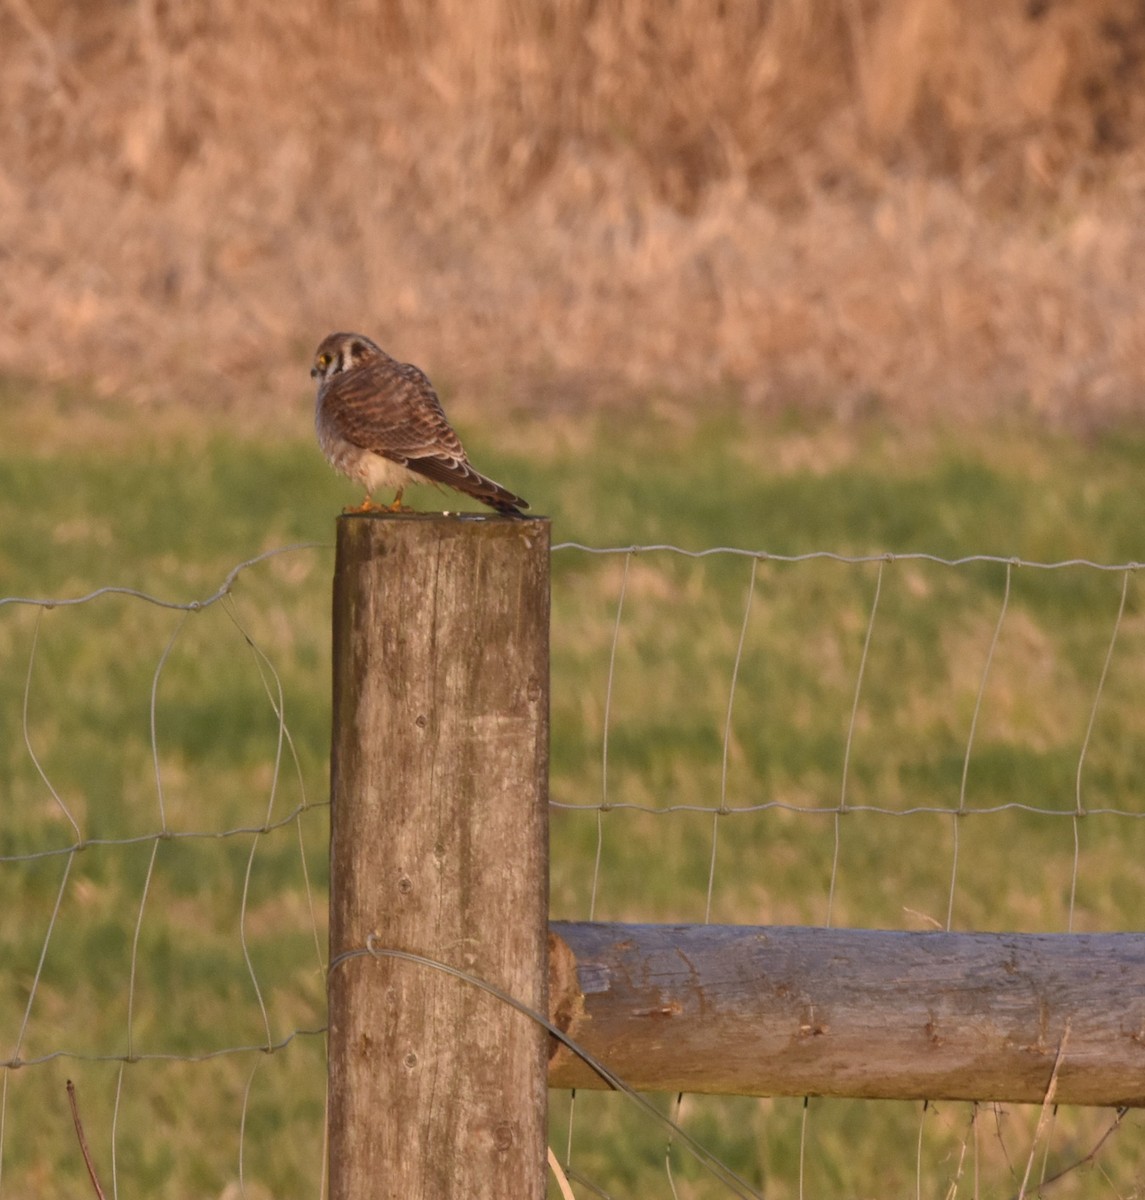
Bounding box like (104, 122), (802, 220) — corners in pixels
(465, 469), (529, 514)
(410, 455), (529, 514)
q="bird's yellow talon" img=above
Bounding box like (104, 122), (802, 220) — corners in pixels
(343, 496), (384, 515)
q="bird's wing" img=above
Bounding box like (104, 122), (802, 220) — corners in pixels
(324, 358), (528, 512)
(325, 358), (467, 461)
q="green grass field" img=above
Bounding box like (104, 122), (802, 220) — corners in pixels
(2, 407), (1144, 1197)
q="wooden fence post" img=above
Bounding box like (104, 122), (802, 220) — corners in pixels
(328, 514), (550, 1200)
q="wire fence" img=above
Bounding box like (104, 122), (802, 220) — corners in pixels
(0, 545), (331, 1199)
(3, 541), (1144, 1197)
(547, 544), (1145, 1198)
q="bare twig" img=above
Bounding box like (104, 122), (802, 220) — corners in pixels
(1015, 1022), (1070, 1200)
(1009, 1105), (1131, 1200)
(66, 1081), (107, 1200)
(548, 1147), (577, 1200)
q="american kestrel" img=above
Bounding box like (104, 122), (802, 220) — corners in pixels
(310, 332), (528, 515)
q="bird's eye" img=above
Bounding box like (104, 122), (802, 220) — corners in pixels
(317, 354), (329, 369)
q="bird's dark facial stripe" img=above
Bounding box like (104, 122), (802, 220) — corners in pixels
(346, 340), (369, 370)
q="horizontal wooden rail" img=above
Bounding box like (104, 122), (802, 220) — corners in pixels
(547, 922), (1145, 1107)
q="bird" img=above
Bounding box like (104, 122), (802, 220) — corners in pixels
(310, 332), (528, 515)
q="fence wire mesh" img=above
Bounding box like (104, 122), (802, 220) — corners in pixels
(548, 544), (1145, 1199)
(2, 541), (1143, 1198)
(0, 545), (332, 1199)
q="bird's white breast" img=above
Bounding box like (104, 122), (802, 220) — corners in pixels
(316, 398), (421, 494)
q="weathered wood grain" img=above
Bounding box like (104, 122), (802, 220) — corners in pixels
(548, 922), (1145, 1106)
(328, 514), (551, 1200)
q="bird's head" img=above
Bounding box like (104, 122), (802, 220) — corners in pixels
(310, 332), (384, 384)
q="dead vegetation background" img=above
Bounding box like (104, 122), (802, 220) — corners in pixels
(3, 0), (1145, 429)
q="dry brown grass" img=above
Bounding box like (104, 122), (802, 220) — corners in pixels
(4, 0), (1145, 431)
